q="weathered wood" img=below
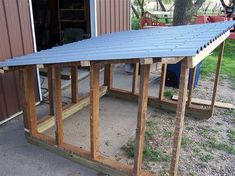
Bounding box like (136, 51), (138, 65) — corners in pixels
(211, 42), (225, 114)
(188, 31), (229, 68)
(170, 58), (189, 176)
(37, 86), (108, 133)
(133, 64), (150, 176)
(47, 66), (54, 115)
(160, 57), (184, 64)
(173, 95), (235, 110)
(52, 65), (63, 146)
(140, 58), (153, 65)
(71, 65), (78, 103)
(104, 64), (113, 90)
(80, 60), (90, 67)
(20, 66), (37, 135)
(159, 64), (167, 101)
(132, 63), (139, 94)
(90, 63), (100, 159)
(187, 66), (197, 107)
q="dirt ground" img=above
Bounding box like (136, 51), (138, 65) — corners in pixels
(119, 75), (235, 176)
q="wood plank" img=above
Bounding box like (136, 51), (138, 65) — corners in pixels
(132, 63), (139, 94)
(159, 64), (167, 101)
(71, 65), (78, 103)
(21, 66), (37, 135)
(47, 66), (54, 115)
(170, 58), (189, 176)
(37, 86), (108, 133)
(52, 65), (63, 145)
(173, 95), (235, 110)
(188, 31), (230, 68)
(187, 66), (197, 107)
(133, 64), (150, 176)
(211, 42), (225, 114)
(104, 64), (113, 90)
(90, 63), (100, 159)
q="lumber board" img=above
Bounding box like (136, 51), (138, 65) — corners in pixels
(172, 95), (235, 110)
(133, 64), (150, 176)
(71, 65), (78, 103)
(47, 66), (54, 115)
(104, 64), (113, 89)
(170, 58), (189, 176)
(187, 66), (197, 107)
(159, 64), (167, 101)
(37, 86), (108, 133)
(132, 63), (139, 94)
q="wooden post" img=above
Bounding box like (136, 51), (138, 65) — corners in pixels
(133, 64), (150, 176)
(71, 65), (78, 103)
(104, 64), (113, 90)
(20, 66), (37, 136)
(170, 58), (189, 176)
(90, 63), (100, 160)
(187, 66), (197, 107)
(52, 65), (64, 146)
(132, 63), (139, 94)
(159, 64), (167, 101)
(211, 42), (225, 114)
(47, 66), (54, 115)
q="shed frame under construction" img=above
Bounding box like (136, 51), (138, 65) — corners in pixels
(0, 21), (234, 176)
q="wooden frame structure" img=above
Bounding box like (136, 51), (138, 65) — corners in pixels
(14, 36), (226, 176)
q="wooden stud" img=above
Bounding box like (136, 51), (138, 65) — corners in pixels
(170, 58), (189, 176)
(211, 42), (225, 114)
(187, 66), (197, 107)
(159, 64), (167, 101)
(80, 60), (90, 67)
(20, 66), (37, 136)
(47, 66), (54, 115)
(104, 64), (113, 90)
(71, 65), (78, 103)
(132, 63), (139, 94)
(140, 58), (153, 65)
(52, 65), (64, 146)
(90, 63), (100, 160)
(133, 64), (150, 176)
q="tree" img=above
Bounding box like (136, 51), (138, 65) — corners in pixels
(173, 0), (205, 25)
(220, 0), (235, 17)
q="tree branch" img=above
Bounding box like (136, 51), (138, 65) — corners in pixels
(220, 0), (229, 8)
(192, 0), (206, 14)
(132, 5), (140, 19)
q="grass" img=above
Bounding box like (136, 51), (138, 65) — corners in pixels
(201, 40), (235, 85)
(227, 129), (235, 143)
(199, 153), (214, 163)
(164, 89), (174, 99)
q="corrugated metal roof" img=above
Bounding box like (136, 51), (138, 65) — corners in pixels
(0, 21), (235, 68)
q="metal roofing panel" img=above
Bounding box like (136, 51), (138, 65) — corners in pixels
(0, 21), (235, 68)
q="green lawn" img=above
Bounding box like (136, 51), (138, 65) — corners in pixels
(201, 39), (235, 85)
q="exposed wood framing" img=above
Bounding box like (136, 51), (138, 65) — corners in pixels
(37, 86), (108, 133)
(80, 61), (91, 67)
(160, 57), (184, 64)
(104, 64), (113, 90)
(90, 63), (100, 160)
(52, 65), (64, 146)
(132, 63), (139, 94)
(47, 66), (54, 115)
(211, 42), (225, 114)
(140, 58), (153, 65)
(133, 64), (150, 176)
(20, 66), (37, 135)
(71, 65), (78, 103)
(159, 64), (167, 101)
(170, 58), (189, 176)
(188, 31), (230, 68)
(187, 66), (197, 107)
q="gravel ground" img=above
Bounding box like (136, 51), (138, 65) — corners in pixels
(118, 75), (235, 176)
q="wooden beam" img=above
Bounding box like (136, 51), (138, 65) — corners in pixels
(159, 64), (167, 101)
(71, 65), (78, 103)
(160, 57), (184, 64)
(37, 86), (108, 133)
(90, 63), (100, 160)
(132, 63), (139, 94)
(52, 64), (63, 146)
(80, 61), (90, 67)
(133, 64), (150, 176)
(170, 58), (189, 176)
(47, 66), (54, 115)
(187, 66), (197, 107)
(188, 31), (229, 68)
(20, 66), (37, 136)
(211, 42), (225, 114)
(140, 58), (153, 65)
(104, 64), (113, 90)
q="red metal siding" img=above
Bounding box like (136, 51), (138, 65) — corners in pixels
(0, 0), (38, 121)
(96, 0), (131, 35)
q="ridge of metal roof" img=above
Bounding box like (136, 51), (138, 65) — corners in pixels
(0, 21), (235, 68)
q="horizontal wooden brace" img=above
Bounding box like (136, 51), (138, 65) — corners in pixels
(159, 57), (184, 64)
(37, 86), (108, 133)
(109, 88), (212, 119)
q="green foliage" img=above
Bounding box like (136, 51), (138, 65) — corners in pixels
(199, 153), (214, 163)
(227, 129), (235, 142)
(132, 16), (139, 30)
(181, 137), (190, 147)
(164, 89), (174, 98)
